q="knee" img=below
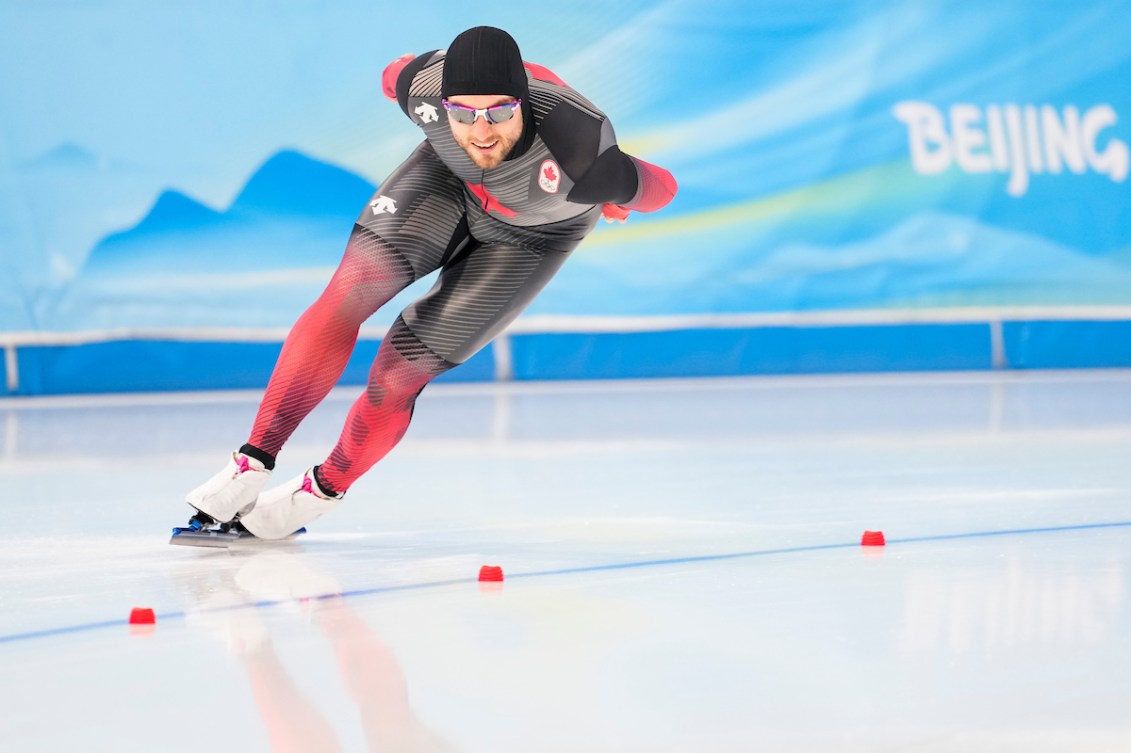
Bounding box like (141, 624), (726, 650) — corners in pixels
(365, 321), (453, 406)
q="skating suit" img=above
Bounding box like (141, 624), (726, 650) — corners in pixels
(241, 51), (677, 492)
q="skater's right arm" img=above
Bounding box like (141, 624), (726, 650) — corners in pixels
(381, 51), (440, 117)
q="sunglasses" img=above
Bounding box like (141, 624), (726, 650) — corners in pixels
(442, 98), (522, 125)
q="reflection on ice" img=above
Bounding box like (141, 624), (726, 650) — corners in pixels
(176, 549), (454, 753)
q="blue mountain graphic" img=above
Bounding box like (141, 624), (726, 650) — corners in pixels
(124, 190), (224, 235)
(18, 143), (102, 171)
(232, 149), (376, 216)
(81, 149), (377, 277)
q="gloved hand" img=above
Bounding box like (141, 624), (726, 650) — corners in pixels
(602, 203), (630, 223)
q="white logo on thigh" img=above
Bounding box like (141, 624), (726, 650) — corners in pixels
(370, 195), (398, 215)
(539, 160), (561, 193)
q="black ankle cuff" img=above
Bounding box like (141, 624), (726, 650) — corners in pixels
(312, 465), (340, 496)
(239, 443), (277, 471)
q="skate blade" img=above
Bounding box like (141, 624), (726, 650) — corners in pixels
(169, 527), (241, 548)
(168, 526), (308, 548)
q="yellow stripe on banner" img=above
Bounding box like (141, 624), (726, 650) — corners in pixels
(583, 158), (952, 247)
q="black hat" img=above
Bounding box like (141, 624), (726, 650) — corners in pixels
(441, 26), (528, 101)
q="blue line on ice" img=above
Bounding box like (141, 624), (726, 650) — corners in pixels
(1, 520), (1128, 646)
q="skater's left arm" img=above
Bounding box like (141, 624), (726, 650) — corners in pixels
(540, 101), (677, 222)
(579, 148), (678, 223)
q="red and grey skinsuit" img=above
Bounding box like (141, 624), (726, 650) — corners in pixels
(240, 52), (677, 493)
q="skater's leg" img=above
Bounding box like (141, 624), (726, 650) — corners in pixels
(240, 215), (600, 539)
(317, 226), (596, 494)
(318, 317), (456, 492)
(237, 318), (449, 539)
(185, 141), (467, 523)
(246, 142), (469, 460)
(244, 224), (416, 458)
(184, 225), (413, 523)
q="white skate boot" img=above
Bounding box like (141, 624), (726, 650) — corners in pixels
(185, 452), (272, 523)
(240, 468), (343, 540)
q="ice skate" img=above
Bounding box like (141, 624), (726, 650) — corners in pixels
(171, 452), (274, 547)
(185, 451), (272, 523)
(239, 467), (344, 540)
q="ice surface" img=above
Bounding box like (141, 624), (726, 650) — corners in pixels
(1, 372), (1130, 752)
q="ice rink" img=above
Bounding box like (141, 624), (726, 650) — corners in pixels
(2, 370), (1130, 752)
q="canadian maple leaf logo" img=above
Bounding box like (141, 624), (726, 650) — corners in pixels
(538, 160), (561, 193)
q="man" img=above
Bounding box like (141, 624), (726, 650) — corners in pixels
(184, 26), (677, 539)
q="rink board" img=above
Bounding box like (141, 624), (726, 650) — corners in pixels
(4, 317), (1131, 396)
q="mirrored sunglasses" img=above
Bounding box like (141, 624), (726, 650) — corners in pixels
(442, 98), (522, 125)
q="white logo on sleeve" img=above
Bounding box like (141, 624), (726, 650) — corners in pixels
(538, 160), (561, 193)
(415, 102), (439, 124)
(370, 195), (398, 215)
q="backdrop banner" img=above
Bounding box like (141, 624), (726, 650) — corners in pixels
(2, 1), (1129, 392)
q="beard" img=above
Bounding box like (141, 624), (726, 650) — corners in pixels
(453, 127), (521, 169)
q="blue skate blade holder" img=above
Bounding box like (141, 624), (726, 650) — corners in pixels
(168, 526), (308, 548)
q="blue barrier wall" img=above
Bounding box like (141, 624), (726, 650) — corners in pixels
(4, 317), (1128, 395)
(2, 339), (496, 396)
(509, 324), (995, 381)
